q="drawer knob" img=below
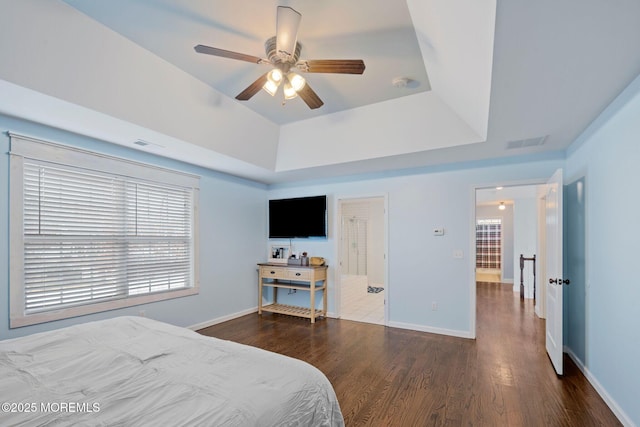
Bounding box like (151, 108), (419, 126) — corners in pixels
(295, 272), (301, 276)
(270, 271), (276, 274)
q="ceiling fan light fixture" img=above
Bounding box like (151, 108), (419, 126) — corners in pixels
(283, 80), (298, 100)
(263, 79), (279, 96)
(195, 6), (364, 109)
(268, 68), (283, 84)
(263, 68), (283, 96)
(287, 72), (306, 92)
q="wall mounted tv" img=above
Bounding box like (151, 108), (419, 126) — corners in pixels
(269, 195), (327, 238)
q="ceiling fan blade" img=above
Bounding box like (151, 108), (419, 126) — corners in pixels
(194, 44), (266, 64)
(235, 72), (269, 101)
(297, 84), (324, 110)
(276, 6), (302, 59)
(297, 59), (366, 74)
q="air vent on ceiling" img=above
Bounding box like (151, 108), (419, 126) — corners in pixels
(506, 135), (548, 150)
(133, 139), (164, 148)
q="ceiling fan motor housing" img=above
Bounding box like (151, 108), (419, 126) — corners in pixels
(265, 36), (301, 70)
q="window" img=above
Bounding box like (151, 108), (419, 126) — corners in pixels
(476, 218), (502, 270)
(9, 134), (200, 328)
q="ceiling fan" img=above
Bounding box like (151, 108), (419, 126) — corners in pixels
(194, 6), (365, 109)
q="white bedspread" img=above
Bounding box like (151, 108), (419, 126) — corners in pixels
(0, 316), (344, 426)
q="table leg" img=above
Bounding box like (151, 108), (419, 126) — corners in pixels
(310, 279), (316, 323)
(258, 275), (263, 315)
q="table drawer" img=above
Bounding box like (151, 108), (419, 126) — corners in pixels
(285, 269), (312, 281)
(260, 266), (287, 279)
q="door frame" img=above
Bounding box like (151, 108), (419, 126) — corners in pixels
(470, 178), (547, 339)
(536, 191), (548, 318)
(336, 194), (389, 325)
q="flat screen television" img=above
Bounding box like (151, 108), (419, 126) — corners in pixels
(269, 195), (327, 238)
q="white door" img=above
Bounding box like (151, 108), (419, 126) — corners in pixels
(545, 169), (564, 375)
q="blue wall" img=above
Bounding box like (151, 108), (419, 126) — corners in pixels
(0, 114), (268, 339)
(267, 157), (563, 336)
(565, 73), (640, 426)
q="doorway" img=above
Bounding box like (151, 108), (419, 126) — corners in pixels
(475, 185), (541, 298)
(338, 197), (386, 325)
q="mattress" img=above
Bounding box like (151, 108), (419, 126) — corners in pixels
(0, 316), (344, 426)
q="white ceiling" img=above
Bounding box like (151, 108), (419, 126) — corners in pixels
(1, 0), (640, 185)
(62, 0), (431, 125)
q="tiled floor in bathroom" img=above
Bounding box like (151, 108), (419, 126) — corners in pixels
(340, 275), (385, 325)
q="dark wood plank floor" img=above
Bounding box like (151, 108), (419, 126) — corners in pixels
(198, 282), (620, 426)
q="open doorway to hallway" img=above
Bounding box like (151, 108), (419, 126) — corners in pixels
(475, 173), (587, 378)
(338, 197), (386, 325)
(475, 184), (543, 303)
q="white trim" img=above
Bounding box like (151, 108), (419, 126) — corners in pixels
(335, 194), (389, 326)
(388, 321), (474, 339)
(565, 348), (636, 427)
(9, 154), (25, 326)
(469, 186), (477, 338)
(8, 132), (200, 188)
(187, 307), (258, 331)
(187, 308), (341, 332)
(12, 288), (199, 328)
(535, 192), (547, 318)
(471, 178), (548, 340)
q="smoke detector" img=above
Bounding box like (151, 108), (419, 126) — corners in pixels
(392, 77), (410, 88)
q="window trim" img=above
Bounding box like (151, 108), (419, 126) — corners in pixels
(9, 133), (200, 328)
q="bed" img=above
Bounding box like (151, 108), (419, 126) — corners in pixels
(0, 316), (344, 426)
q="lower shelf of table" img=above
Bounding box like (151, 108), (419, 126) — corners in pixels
(260, 303), (325, 321)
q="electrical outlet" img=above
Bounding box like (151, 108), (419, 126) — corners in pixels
(431, 302), (438, 311)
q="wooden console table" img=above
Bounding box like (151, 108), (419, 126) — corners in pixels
(257, 263), (328, 323)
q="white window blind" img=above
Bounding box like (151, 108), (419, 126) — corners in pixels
(10, 134), (200, 328)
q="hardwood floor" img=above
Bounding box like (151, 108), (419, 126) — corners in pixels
(198, 282), (620, 426)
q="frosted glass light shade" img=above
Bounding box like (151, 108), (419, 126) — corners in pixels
(287, 72), (306, 91)
(283, 80), (297, 99)
(263, 80), (279, 96)
(263, 68), (283, 96)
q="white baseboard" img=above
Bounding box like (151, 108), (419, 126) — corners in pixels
(387, 320), (474, 339)
(565, 347), (636, 427)
(534, 305), (545, 319)
(187, 307), (258, 331)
